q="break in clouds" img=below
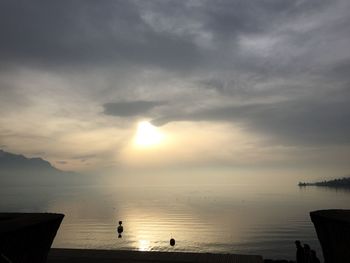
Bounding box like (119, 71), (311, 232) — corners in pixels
(0, 0), (350, 170)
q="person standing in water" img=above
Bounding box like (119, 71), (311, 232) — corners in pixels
(310, 250), (320, 263)
(295, 240), (305, 263)
(303, 244), (311, 263)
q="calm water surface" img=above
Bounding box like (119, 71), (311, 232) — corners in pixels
(1, 174), (350, 260)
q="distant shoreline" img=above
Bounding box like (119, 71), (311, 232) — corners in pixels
(298, 177), (350, 188)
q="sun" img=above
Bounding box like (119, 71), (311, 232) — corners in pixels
(134, 121), (163, 147)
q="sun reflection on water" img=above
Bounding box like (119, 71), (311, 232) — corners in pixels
(138, 239), (151, 251)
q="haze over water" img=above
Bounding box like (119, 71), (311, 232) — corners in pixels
(2, 173), (350, 260)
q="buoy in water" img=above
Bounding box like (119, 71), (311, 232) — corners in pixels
(117, 221), (123, 234)
(170, 238), (175, 246)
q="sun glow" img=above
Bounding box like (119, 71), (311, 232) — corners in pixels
(134, 121), (163, 147)
(138, 239), (151, 251)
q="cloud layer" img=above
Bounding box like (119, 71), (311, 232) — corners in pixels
(1, 0), (350, 171)
(103, 100), (164, 117)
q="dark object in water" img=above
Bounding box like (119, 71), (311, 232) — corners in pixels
(310, 209), (350, 263)
(0, 213), (64, 263)
(117, 221), (123, 234)
(117, 221), (123, 238)
(170, 238), (175, 246)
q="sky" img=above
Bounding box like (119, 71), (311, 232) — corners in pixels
(0, 0), (350, 177)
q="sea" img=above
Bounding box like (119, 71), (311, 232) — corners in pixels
(1, 173), (350, 261)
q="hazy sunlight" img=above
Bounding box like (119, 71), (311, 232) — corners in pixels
(138, 239), (151, 251)
(134, 121), (163, 147)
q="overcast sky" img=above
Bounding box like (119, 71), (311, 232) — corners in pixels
(0, 0), (349, 176)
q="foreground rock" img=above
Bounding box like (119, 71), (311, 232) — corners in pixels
(310, 209), (350, 263)
(0, 213), (64, 263)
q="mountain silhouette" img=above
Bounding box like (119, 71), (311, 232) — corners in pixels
(0, 149), (77, 186)
(0, 149), (59, 172)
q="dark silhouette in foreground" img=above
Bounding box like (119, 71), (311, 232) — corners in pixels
(310, 209), (350, 263)
(293, 241), (320, 263)
(295, 240), (304, 263)
(310, 250), (320, 263)
(303, 244), (311, 263)
(0, 213), (64, 263)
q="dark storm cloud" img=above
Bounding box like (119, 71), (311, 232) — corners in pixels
(103, 101), (164, 117)
(152, 99), (350, 145)
(0, 0), (200, 70)
(325, 59), (350, 82)
(141, 0), (329, 38)
(0, 0), (330, 70)
(199, 0), (329, 40)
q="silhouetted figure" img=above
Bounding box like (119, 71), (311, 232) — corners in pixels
(295, 240), (305, 263)
(117, 221), (123, 238)
(170, 238), (175, 246)
(310, 250), (320, 263)
(304, 244), (311, 263)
